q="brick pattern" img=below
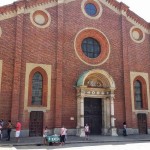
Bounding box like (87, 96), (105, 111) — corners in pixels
(0, 0), (150, 132)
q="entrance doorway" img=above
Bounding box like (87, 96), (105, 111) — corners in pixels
(29, 111), (43, 136)
(84, 98), (102, 134)
(137, 113), (147, 134)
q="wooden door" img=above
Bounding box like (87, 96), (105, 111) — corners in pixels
(84, 98), (102, 134)
(29, 111), (43, 137)
(137, 113), (147, 134)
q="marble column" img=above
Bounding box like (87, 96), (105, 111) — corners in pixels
(110, 95), (118, 136)
(76, 96), (85, 137)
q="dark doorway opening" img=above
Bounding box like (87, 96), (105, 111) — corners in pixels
(84, 98), (102, 134)
(137, 113), (147, 134)
(29, 111), (43, 136)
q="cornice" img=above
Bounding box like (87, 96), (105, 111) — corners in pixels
(100, 0), (150, 34)
(0, 0), (75, 21)
(0, 0), (150, 33)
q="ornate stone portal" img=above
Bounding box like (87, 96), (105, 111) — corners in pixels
(76, 69), (118, 136)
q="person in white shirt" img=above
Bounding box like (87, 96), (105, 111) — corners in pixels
(60, 126), (67, 146)
(84, 124), (90, 140)
(43, 126), (48, 145)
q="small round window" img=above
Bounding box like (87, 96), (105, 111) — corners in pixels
(81, 37), (101, 58)
(85, 3), (97, 16)
(30, 9), (51, 28)
(130, 26), (145, 43)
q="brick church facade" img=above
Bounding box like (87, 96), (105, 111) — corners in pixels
(0, 0), (150, 137)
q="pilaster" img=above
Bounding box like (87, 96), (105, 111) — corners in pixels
(110, 94), (118, 136)
(11, 2), (25, 123)
(120, 6), (132, 124)
(76, 96), (85, 137)
(55, 2), (64, 127)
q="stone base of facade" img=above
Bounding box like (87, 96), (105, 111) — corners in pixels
(8, 128), (150, 137)
(110, 127), (118, 136)
(117, 128), (139, 135)
(76, 127), (85, 137)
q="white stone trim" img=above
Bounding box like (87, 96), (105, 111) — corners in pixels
(100, 0), (150, 34)
(24, 63), (52, 111)
(0, 27), (2, 37)
(81, 0), (103, 20)
(100, 0), (120, 14)
(0, 0), (149, 34)
(130, 71), (150, 112)
(126, 16), (149, 34)
(30, 9), (51, 28)
(74, 27), (111, 66)
(0, 60), (3, 92)
(0, 0), (75, 21)
(82, 69), (115, 89)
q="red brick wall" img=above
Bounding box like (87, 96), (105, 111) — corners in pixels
(0, 0), (150, 131)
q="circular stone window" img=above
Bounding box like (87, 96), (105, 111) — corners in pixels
(74, 28), (110, 66)
(130, 26), (145, 43)
(81, 0), (103, 19)
(30, 9), (51, 28)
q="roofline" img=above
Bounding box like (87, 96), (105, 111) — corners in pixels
(0, 0), (150, 32)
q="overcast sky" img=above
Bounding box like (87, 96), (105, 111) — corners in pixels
(0, 0), (149, 22)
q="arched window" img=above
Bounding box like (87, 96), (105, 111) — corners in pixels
(32, 72), (43, 105)
(28, 67), (48, 107)
(134, 80), (142, 109)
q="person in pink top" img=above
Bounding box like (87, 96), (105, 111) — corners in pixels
(15, 120), (21, 142)
(60, 126), (67, 146)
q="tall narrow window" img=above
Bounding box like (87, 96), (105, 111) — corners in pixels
(134, 80), (143, 109)
(32, 72), (43, 105)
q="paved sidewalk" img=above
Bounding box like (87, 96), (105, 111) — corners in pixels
(0, 134), (150, 146)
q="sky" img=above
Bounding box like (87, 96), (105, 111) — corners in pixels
(0, 0), (149, 22)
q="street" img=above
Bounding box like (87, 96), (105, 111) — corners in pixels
(1, 141), (150, 150)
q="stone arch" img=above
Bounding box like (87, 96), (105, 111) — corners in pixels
(77, 69), (115, 89)
(76, 69), (117, 136)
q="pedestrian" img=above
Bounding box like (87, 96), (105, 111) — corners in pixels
(60, 125), (67, 146)
(6, 120), (13, 141)
(0, 119), (4, 127)
(0, 123), (2, 140)
(84, 124), (90, 140)
(0, 119), (4, 139)
(43, 126), (48, 145)
(123, 122), (127, 136)
(15, 120), (21, 142)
